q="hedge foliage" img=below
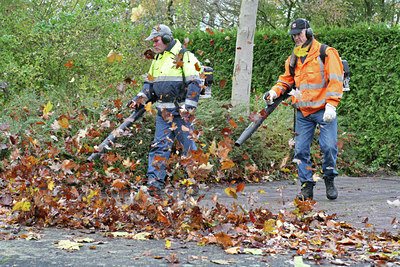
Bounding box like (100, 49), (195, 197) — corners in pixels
(0, 1), (151, 100)
(176, 25), (400, 170)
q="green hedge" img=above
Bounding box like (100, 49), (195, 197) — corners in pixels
(176, 25), (400, 170)
(0, 2), (151, 100)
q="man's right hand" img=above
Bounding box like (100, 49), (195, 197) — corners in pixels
(127, 99), (136, 109)
(263, 90), (277, 105)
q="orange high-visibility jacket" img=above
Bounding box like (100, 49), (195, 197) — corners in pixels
(271, 39), (344, 117)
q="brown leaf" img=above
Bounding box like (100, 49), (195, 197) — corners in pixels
(58, 117), (69, 129)
(146, 73), (154, 82)
(194, 62), (201, 72)
(229, 119), (237, 129)
(214, 233), (233, 248)
(144, 49), (155, 59)
(221, 159), (235, 170)
(236, 183), (245, 193)
(205, 28), (215, 35)
(157, 211), (169, 224)
(64, 60), (73, 69)
(219, 79), (226, 88)
(112, 179), (126, 189)
(249, 212), (257, 223)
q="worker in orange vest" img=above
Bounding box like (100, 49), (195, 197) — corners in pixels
(264, 18), (344, 201)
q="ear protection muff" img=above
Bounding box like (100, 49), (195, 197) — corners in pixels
(161, 34), (172, 44)
(302, 19), (313, 39)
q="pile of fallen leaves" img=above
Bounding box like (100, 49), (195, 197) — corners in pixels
(1, 181), (400, 265)
(0, 105), (399, 265)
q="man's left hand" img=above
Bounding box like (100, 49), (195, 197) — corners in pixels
(179, 104), (187, 113)
(323, 103), (336, 123)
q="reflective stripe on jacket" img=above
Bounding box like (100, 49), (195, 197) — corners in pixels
(134, 39), (202, 115)
(271, 39), (344, 117)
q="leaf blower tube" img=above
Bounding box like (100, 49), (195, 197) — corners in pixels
(87, 106), (146, 162)
(235, 91), (291, 147)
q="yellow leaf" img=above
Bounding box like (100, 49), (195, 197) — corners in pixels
(294, 256), (311, 267)
(107, 50), (123, 63)
(211, 259), (231, 265)
(209, 139), (216, 154)
(144, 102), (152, 112)
(180, 179), (194, 186)
(131, 4), (145, 22)
(243, 248), (263, 255)
(293, 45), (309, 57)
(169, 122), (178, 131)
(224, 187), (237, 199)
(132, 232), (150, 240)
(110, 232), (130, 237)
(58, 117), (69, 129)
(263, 219), (276, 233)
(258, 190), (266, 194)
(48, 180), (55, 191)
(225, 246), (240, 254)
(311, 239), (322, 245)
(165, 239), (171, 248)
(56, 240), (82, 250)
(122, 157), (132, 168)
(43, 101), (53, 115)
(12, 200), (31, 212)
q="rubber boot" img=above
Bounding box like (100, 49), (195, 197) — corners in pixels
(324, 177), (338, 200)
(297, 182), (314, 200)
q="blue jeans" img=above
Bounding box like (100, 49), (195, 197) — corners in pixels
(147, 114), (197, 189)
(294, 109), (339, 184)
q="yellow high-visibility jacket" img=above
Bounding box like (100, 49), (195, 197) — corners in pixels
(271, 39), (344, 117)
(135, 39), (202, 115)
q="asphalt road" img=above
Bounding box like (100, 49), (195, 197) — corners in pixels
(1, 176), (399, 266)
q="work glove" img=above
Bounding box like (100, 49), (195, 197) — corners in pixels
(323, 103), (336, 123)
(263, 90), (277, 105)
(179, 104), (188, 114)
(126, 99), (136, 109)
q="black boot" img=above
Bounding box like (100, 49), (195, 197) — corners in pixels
(297, 182), (314, 200)
(324, 177), (338, 200)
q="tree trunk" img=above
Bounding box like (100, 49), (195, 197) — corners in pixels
(231, 0), (258, 108)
